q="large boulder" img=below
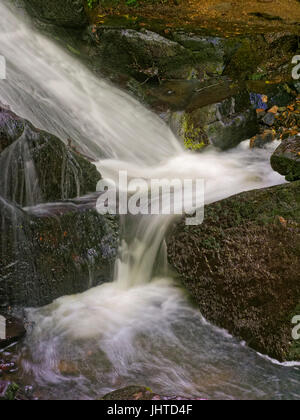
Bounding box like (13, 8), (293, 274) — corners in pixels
(23, 0), (88, 27)
(0, 107), (100, 206)
(0, 196), (119, 308)
(271, 136), (300, 181)
(167, 181), (300, 362)
(86, 27), (199, 81)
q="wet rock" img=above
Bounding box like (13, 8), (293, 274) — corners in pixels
(87, 27), (196, 81)
(0, 105), (25, 154)
(0, 108), (101, 207)
(256, 109), (266, 120)
(250, 129), (275, 148)
(100, 386), (204, 401)
(203, 108), (258, 150)
(262, 111), (276, 126)
(0, 196), (37, 308)
(247, 81), (295, 108)
(172, 33), (235, 78)
(294, 81), (300, 94)
(0, 381), (19, 400)
(23, 0), (87, 27)
(170, 81), (259, 150)
(225, 38), (264, 80)
(0, 195), (119, 308)
(271, 136), (300, 181)
(225, 33), (298, 82)
(101, 386), (155, 401)
(167, 181), (300, 362)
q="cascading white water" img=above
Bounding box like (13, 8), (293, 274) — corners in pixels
(1, 1), (300, 400)
(0, 1), (181, 164)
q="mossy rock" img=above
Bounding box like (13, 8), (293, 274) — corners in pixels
(224, 37), (265, 80)
(167, 181), (300, 362)
(0, 382), (19, 401)
(170, 83), (258, 150)
(0, 195), (119, 308)
(271, 136), (300, 182)
(23, 0), (88, 27)
(87, 27), (197, 81)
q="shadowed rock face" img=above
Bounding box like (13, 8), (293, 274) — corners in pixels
(0, 195), (119, 308)
(0, 106), (101, 207)
(23, 0), (87, 27)
(167, 181), (300, 362)
(271, 136), (300, 182)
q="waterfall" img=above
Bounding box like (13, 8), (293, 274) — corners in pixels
(1, 1), (298, 401)
(0, 1), (181, 165)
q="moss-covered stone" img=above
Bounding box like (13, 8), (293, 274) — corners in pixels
(170, 112), (209, 151)
(225, 38), (265, 80)
(0, 382), (19, 401)
(23, 0), (88, 27)
(167, 181), (300, 362)
(0, 105), (25, 154)
(86, 27), (196, 81)
(271, 136), (300, 182)
(0, 195), (119, 308)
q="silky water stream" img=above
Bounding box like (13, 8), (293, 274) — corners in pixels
(0, 1), (300, 400)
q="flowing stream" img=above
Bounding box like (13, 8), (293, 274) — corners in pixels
(1, 1), (300, 400)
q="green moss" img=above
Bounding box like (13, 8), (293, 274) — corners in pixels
(182, 114), (208, 151)
(225, 38), (265, 80)
(0, 383), (19, 401)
